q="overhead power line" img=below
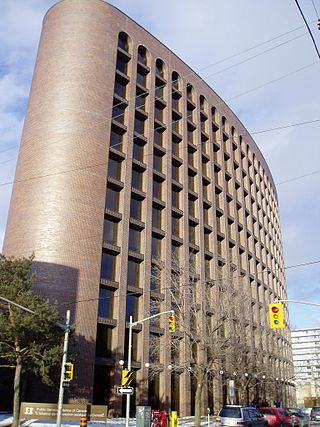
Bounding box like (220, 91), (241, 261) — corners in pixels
(294, 0), (320, 59)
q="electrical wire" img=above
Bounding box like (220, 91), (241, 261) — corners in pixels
(294, 0), (320, 59)
(310, 0), (319, 19)
(276, 169), (320, 185)
(55, 259), (320, 308)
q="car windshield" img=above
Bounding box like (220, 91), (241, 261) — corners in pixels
(220, 408), (242, 418)
(260, 409), (275, 415)
(312, 408), (320, 411)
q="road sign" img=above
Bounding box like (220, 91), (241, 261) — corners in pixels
(20, 403), (108, 422)
(117, 386), (134, 395)
(121, 369), (133, 386)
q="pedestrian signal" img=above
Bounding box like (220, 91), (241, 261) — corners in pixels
(269, 303), (284, 329)
(121, 369), (133, 386)
(168, 314), (176, 332)
(64, 362), (74, 381)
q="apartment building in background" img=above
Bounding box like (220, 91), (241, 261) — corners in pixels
(291, 328), (320, 406)
(2, 0), (294, 415)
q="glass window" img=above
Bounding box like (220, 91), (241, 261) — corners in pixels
(172, 189), (180, 209)
(189, 199), (196, 217)
(128, 260), (141, 287)
(172, 216), (180, 237)
(118, 32), (129, 51)
(129, 228), (141, 252)
(126, 294), (139, 321)
(110, 128), (124, 151)
(172, 164), (180, 182)
(205, 259), (211, 277)
(155, 85), (164, 99)
(138, 45), (147, 65)
(137, 70), (147, 87)
(172, 71), (180, 90)
(95, 324), (112, 358)
(114, 80), (127, 99)
(136, 91), (147, 110)
(105, 187), (120, 212)
(130, 197), (142, 221)
(150, 334), (160, 363)
(108, 158), (121, 181)
(204, 232), (211, 252)
(101, 252), (117, 281)
(152, 236), (162, 259)
(156, 59), (164, 77)
(152, 207), (162, 229)
(172, 139), (180, 157)
(153, 153), (163, 172)
(154, 128), (164, 146)
(133, 143), (144, 162)
(116, 54), (128, 74)
(103, 219), (118, 245)
(134, 116), (145, 135)
(189, 225), (196, 244)
(153, 179), (162, 200)
(98, 288), (114, 318)
(150, 264), (161, 291)
(112, 104), (125, 124)
(155, 106), (164, 122)
(132, 168), (144, 191)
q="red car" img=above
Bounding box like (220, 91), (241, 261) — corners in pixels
(259, 407), (291, 427)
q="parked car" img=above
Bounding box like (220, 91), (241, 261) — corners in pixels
(286, 408), (309, 427)
(258, 407), (291, 427)
(216, 405), (267, 427)
(310, 407), (320, 421)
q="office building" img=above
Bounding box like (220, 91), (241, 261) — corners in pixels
(2, 0), (294, 415)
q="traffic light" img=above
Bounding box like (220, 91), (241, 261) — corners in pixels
(318, 19), (320, 30)
(64, 362), (74, 381)
(269, 303), (284, 329)
(121, 369), (133, 386)
(168, 314), (176, 332)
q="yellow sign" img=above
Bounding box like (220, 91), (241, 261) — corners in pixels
(121, 369), (133, 386)
(269, 303), (284, 329)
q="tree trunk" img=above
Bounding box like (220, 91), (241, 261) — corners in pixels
(12, 354), (22, 427)
(194, 380), (203, 427)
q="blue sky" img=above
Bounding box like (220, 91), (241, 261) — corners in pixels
(0, 0), (319, 328)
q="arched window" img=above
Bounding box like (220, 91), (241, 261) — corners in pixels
(172, 71), (181, 91)
(200, 95), (207, 112)
(137, 45), (148, 66)
(222, 116), (228, 133)
(186, 83), (194, 101)
(155, 58), (165, 78)
(118, 32), (130, 52)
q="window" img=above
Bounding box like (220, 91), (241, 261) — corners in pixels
(136, 86), (147, 111)
(153, 179), (163, 200)
(155, 105), (164, 122)
(153, 152), (163, 173)
(155, 85), (164, 99)
(132, 168), (144, 191)
(189, 224), (197, 244)
(152, 207), (162, 229)
(172, 216), (181, 237)
(138, 45), (147, 65)
(172, 163), (180, 182)
(172, 189), (180, 209)
(154, 127), (164, 146)
(105, 187), (120, 212)
(128, 260), (141, 287)
(126, 294), (139, 321)
(98, 288), (114, 318)
(95, 324), (112, 358)
(134, 115), (145, 135)
(130, 197), (143, 221)
(118, 32), (129, 52)
(186, 83), (194, 101)
(133, 142), (144, 162)
(136, 69), (147, 87)
(103, 219), (118, 245)
(172, 71), (180, 91)
(101, 252), (117, 281)
(156, 58), (165, 78)
(110, 127), (124, 151)
(150, 264), (161, 291)
(152, 236), (162, 259)
(108, 158), (121, 181)
(129, 227), (141, 252)
(114, 79), (127, 99)
(189, 199), (196, 217)
(116, 53), (128, 75)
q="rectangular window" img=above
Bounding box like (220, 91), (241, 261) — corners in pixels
(153, 180), (162, 200)
(112, 104), (125, 124)
(108, 158), (121, 181)
(130, 197), (143, 221)
(204, 232), (211, 251)
(189, 199), (196, 217)
(152, 236), (162, 259)
(155, 85), (164, 99)
(172, 216), (180, 237)
(189, 225), (196, 244)
(95, 324), (112, 358)
(133, 143), (144, 162)
(105, 187), (120, 212)
(134, 116), (145, 135)
(110, 128), (124, 151)
(152, 207), (162, 229)
(172, 189), (180, 209)
(150, 264), (161, 291)
(128, 260), (141, 287)
(103, 219), (118, 245)
(154, 128), (163, 146)
(116, 54), (128, 74)
(155, 106), (163, 122)
(172, 139), (180, 157)
(126, 294), (139, 321)
(98, 288), (114, 318)
(153, 153), (163, 173)
(136, 70), (147, 87)
(101, 252), (117, 281)
(172, 164), (180, 182)
(114, 80), (127, 99)
(132, 169), (144, 191)
(129, 228), (141, 253)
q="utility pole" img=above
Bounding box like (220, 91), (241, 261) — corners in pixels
(56, 310), (71, 427)
(124, 310), (174, 427)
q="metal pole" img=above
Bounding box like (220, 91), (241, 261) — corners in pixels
(125, 315), (133, 427)
(56, 310), (71, 427)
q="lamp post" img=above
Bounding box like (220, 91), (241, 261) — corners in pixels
(244, 373), (249, 405)
(124, 309), (174, 427)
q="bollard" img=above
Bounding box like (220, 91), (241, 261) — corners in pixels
(170, 411), (178, 427)
(80, 417), (88, 427)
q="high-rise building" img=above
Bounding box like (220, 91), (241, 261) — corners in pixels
(2, 0), (294, 415)
(291, 328), (320, 406)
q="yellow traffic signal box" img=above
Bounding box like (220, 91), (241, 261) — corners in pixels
(269, 303), (284, 329)
(64, 362), (74, 381)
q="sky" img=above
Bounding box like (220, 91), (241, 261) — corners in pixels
(0, 0), (319, 329)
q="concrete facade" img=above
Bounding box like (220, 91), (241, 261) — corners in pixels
(3, 0), (294, 415)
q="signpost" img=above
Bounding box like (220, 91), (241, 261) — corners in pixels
(20, 403), (108, 422)
(117, 386), (134, 395)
